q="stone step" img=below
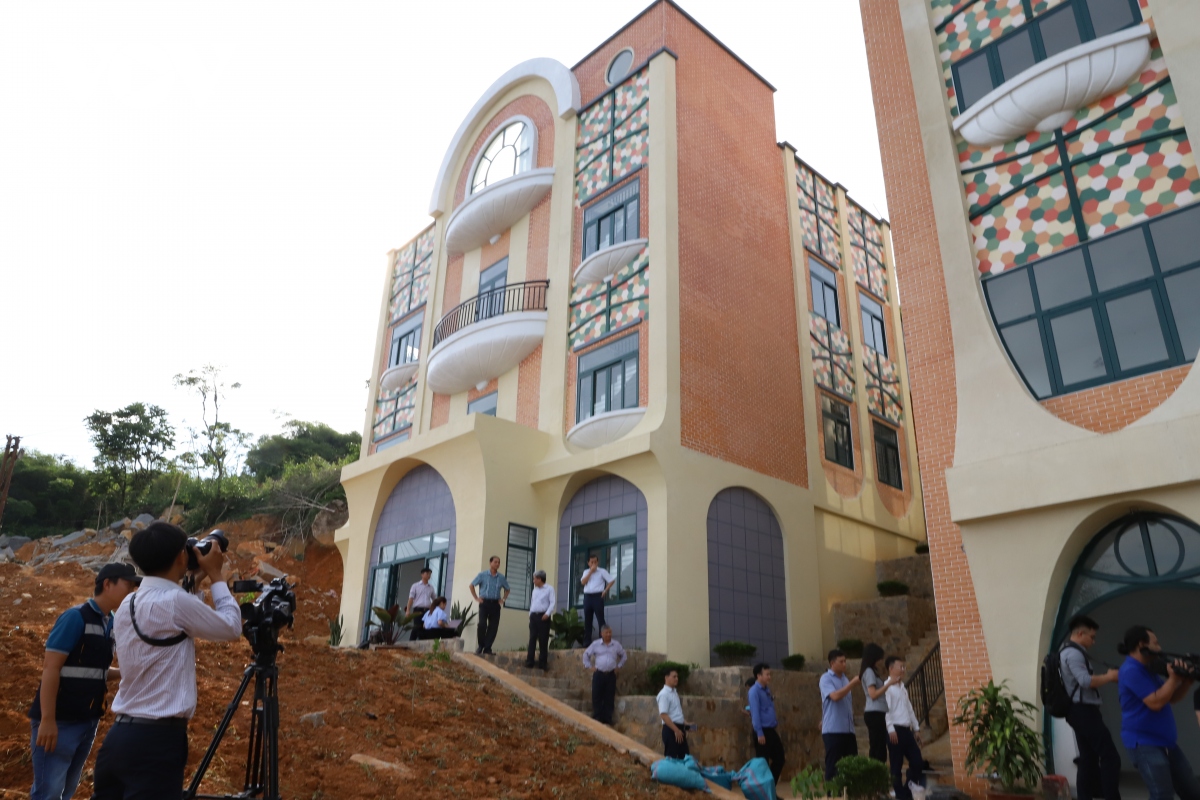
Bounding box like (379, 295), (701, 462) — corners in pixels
(525, 676), (571, 691)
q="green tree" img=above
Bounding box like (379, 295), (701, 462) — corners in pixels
(4, 452), (96, 538)
(85, 402), (175, 513)
(173, 365), (248, 496)
(245, 420), (359, 481)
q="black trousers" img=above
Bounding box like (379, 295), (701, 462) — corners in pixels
(477, 600), (501, 652)
(662, 724), (690, 759)
(423, 627), (457, 638)
(823, 732), (858, 779)
(582, 593), (606, 644)
(887, 725), (924, 800)
(91, 719), (188, 800)
(591, 669), (617, 724)
(526, 612), (551, 668)
(864, 710), (888, 763)
(409, 607), (428, 641)
(1066, 703), (1122, 800)
(756, 726), (786, 785)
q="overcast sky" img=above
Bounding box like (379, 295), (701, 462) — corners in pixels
(0, 0), (887, 469)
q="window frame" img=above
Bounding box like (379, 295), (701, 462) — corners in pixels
(467, 392), (498, 417)
(569, 514), (637, 609)
(582, 180), (640, 260)
(576, 332), (640, 423)
(810, 257), (841, 328)
(388, 312), (424, 369)
(873, 421), (903, 490)
(469, 116), (538, 195)
(364, 530), (451, 640)
(606, 48), (635, 87)
(821, 393), (854, 470)
(504, 523), (537, 611)
(860, 293), (889, 357)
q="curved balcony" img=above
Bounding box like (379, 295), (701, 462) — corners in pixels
(953, 24), (1152, 147)
(566, 407), (646, 450)
(444, 168), (556, 255)
(379, 360), (419, 391)
(426, 280), (549, 395)
(573, 238), (648, 284)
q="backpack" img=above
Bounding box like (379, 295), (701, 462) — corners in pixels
(1041, 643), (1085, 718)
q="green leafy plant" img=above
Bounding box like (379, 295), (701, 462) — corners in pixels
(647, 660), (693, 687)
(791, 764), (833, 800)
(877, 580), (910, 597)
(953, 679), (1044, 794)
(430, 638), (451, 663)
(915, 543), (930, 554)
(712, 640), (757, 658)
(837, 638), (864, 658)
(830, 755), (890, 800)
(782, 653), (807, 671)
(450, 600), (477, 638)
(369, 604), (403, 645)
(550, 607), (585, 649)
(327, 614), (344, 647)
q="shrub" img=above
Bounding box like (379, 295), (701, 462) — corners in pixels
(782, 654), (806, 671)
(549, 608), (585, 649)
(915, 543), (930, 554)
(790, 765), (831, 800)
(954, 679), (1043, 793)
(837, 639), (864, 658)
(327, 614), (345, 647)
(830, 755), (890, 800)
(647, 660), (693, 687)
(877, 580), (910, 597)
(712, 640), (757, 658)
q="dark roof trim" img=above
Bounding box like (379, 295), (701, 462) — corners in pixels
(578, 47), (677, 114)
(572, 0), (776, 92)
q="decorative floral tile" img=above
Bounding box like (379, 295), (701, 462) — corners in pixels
(848, 204), (864, 235)
(576, 134), (612, 174)
(819, 220), (843, 267)
(796, 160), (815, 197)
(575, 69), (649, 206)
(958, 131), (1056, 169)
(576, 159), (612, 204)
(1075, 134), (1200, 238)
(810, 316), (855, 400)
(614, 130), (649, 181)
(931, 0), (975, 28)
(852, 245), (869, 290)
(863, 347), (904, 424)
(411, 273), (430, 309)
(815, 174), (837, 212)
(964, 147), (1061, 215)
(578, 95), (612, 148)
(799, 208), (820, 255)
(797, 182), (817, 213)
(416, 227), (435, 261)
(614, 68), (649, 124)
(373, 382), (416, 441)
(614, 103), (649, 141)
(972, 171), (1078, 274)
(568, 247), (650, 349)
(938, 0), (1026, 80)
(868, 258), (889, 301)
(1067, 82), (1181, 160)
(1030, 0), (1068, 15)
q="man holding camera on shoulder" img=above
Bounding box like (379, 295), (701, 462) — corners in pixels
(91, 522), (243, 800)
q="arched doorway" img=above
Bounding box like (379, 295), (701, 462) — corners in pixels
(707, 488), (789, 666)
(363, 465), (457, 642)
(1051, 513), (1200, 782)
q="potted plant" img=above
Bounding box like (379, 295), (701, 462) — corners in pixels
(953, 679), (1044, 798)
(549, 607), (585, 649)
(648, 660), (693, 688)
(712, 640), (757, 667)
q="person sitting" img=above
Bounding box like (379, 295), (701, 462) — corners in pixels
(421, 597), (457, 639)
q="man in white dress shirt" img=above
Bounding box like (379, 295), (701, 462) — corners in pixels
(657, 668), (691, 758)
(91, 522), (243, 799)
(525, 570), (555, 671)
(883, 655), (924, 800)
(579, 553), (615, 645)
(404, 567), (437, 641)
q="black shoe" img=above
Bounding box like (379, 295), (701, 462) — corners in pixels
(483, 649), (495, 656)
(475, 647), (483, 655)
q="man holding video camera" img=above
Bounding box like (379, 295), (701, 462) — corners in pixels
(91, 522), (243, 800)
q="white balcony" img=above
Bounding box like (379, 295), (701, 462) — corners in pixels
(566, 407), (646, 450)
(379, 361), (419, 391)
(444, 168), (556, 254)
(953, 24), (1152, 147)
(573, 238), (648, 284)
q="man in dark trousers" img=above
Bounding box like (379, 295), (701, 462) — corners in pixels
(469, 556), (510, 656)
(1060, 614), (1122, 800)
(820, 648), (861, 779)
(579, 553), (614, 645)
(749, 662), (786, 785)
(582, 625), (627, 724)
(28, 563), (139, 800)
(403, 566), (436, 642)
(91, 523), (243, 799)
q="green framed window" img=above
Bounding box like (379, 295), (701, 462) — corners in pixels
(583, 180), (640, 260)
(984, 205), (1200, 399)
(822, 394), (854, 469)
(467, 392), (497, 416)
(569, 514), (636, 608)
(810, 258), (840, 328)
(388, 312), (423, 369)
(860, 294), (888, 357)
(505, 524), (537, 611)
(873, 421), (903, 490)
(365, 530), (450, 639)
(577, 332), (639, 422)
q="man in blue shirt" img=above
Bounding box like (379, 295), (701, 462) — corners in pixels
(28, 563), (139, 800)
(748, 662), (785, 785)
(469, 556), (511, 656)
(1116, 624), (1200, 800)
(820, 648), (862, 779)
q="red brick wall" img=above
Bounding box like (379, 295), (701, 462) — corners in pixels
(452, 96), (554, 211)
(572, 6), (667, 107)
(1040, 364), (1191, 432)
(859, 0), (990, 789)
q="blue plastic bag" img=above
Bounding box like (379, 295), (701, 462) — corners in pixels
(734, 757), (776, 800)
(651, 755), (709, 791)
(700, 765), (736, 790)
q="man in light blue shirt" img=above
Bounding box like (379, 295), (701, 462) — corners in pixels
(748, 662), (785, 785)
(469, 556), (510, 656)
(819, 648), (861, 779)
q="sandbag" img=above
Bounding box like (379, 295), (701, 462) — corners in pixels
(651, 755), (709, 791)
(701, 765), (736, 790)
(734, 757), (777, 800)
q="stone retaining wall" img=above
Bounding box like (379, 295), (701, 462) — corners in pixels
(875, 554), (934, 599)
(831, 596), (936, 658)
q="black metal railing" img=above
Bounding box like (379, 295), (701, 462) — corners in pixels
(432, 280), (549, 348)
(905, 641), (944, 726)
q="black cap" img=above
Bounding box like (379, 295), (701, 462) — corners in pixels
(97, 562), (142, 585)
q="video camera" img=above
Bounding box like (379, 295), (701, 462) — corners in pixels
(231, 577), (297, 656)
(1151, 651), (1200, 681)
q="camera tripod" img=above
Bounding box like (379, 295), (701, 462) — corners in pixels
(183, 639), (283, 800)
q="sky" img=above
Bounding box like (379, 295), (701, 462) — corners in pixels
(0, 0), (888, 469)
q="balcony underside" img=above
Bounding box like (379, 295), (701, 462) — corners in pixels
(444, 168), (555, 255)
(425, 311), (548, 395)
(566, 407), (647, 450)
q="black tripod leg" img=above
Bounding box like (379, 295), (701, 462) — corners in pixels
(265, 670), (280, 800)
(183, 666), (256, 800)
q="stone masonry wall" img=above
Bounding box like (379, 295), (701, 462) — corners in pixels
(831, 596), (936, 660)
(875, 554), (934, 599)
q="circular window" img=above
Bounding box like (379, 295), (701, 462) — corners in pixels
(471, 120), (533, 194)
(606, 48), (634, 86)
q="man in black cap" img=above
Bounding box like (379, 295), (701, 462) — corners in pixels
(28, 562), (139, 800)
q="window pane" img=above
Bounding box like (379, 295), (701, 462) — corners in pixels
(618, 543), (635, 601)
(1051, 308), (1107, 385)
(613, 206), (626, 244)
(1165, 268), (1200, 360)
(623, 358), (638, 408)
(381, 544), (396, 562)
(508, 524), (535, 549)
(1150, 207), (1200, 272)
(585, 222), (598, 259)
(599, 216), (612, 250)
(956, 52), (995, 110)
(370, 567), (390, 611)
(609, 514), (637, 539)
(467, 392), (497, 416)
(574, 520), (609, 546)
(1039, 7), (1083, 58)
(997, 30), (1036, 81)
(594, 368), (609, 414)
(1033, 250), (1090, 310)
(825, 287), (840, 327)
(986, 269), (1036, 323)
(610, 363), (623, 412)
(626, 198), (639, 240)
(811, 275), (827, 319)
(1000, 319), (1053, 397)
(1090, 228), (1153, 291)
(572, 551), (587, 605)
(873, 318), (888, 357)
(579, 375), (593, 421)
(431, 530), (450, 551)
(1086, 0), (1137, 37)
(1105, 290), (1168, 371)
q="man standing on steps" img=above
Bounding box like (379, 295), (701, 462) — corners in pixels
(657, 667), (691, 759)
(1060, 614), (1122, 800)
(749, 662), (785, 785)
(885, 656), (924, 800)
(820, 648), (861, 779)
(582, 625), (626, 725)
(469, 556), (510, 656)
(525, 570), (555, 671)
(579, 553), (614, 645)
(404, 567), (436, 642)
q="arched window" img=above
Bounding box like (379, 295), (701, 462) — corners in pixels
(471, 120), (533, 194)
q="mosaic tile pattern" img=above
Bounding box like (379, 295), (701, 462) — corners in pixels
(937, 0), (1026, 83)
(864, 348), (904, 425)
(972, 172), (1078, 274)
(1067, 81), (1180, 159)
(799, 208), (820, 255)
(863, 217), (889, 300)
(1074, 134), (1200, 238)
(1062, 44), (1168, 134)
(373, 380), (417, 441)
(389, 226), (435, 324)
(959, 132), (1056, 170)
(810, 315), (855, 401)
(1030, 0), (1068, 14)
(569, 246), (650, 349)
(795, 159), (841, 266)
(931, 0), (974, 29)
(575, 68), (649, 205)
(964, 147), (1061, 215)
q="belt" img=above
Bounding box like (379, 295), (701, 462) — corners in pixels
(583, 592), (604, 596)
(114, 714), (188, 728)
(480, 598), (501, 603)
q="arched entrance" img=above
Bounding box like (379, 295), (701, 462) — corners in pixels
(1051, 512), (1200, 781)
(363, 464), (457, 641)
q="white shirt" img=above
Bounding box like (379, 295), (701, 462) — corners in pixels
(111, 576), (243, 719)
(408, 580), (436, 609)
(529, 584), (556, 616)
(423, 606), (450, 629)
(580, 566), (614, 594)
(657, 684), (685, 725)
(885, 681), (920, 733)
